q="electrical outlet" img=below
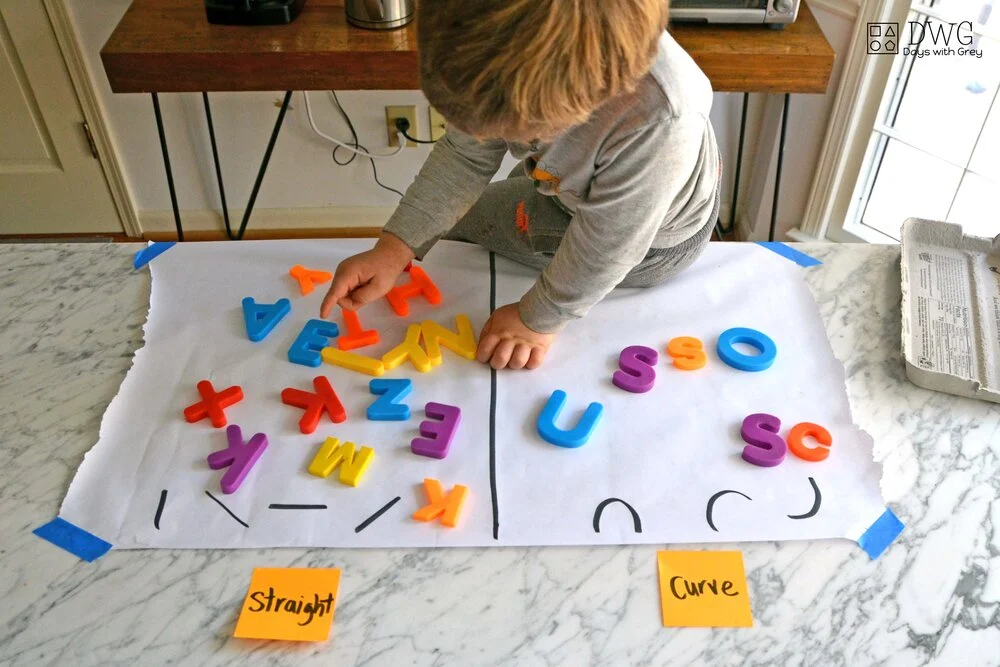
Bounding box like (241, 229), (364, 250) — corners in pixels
(428, 107), (447, 142)
(385, 105), (418, 147)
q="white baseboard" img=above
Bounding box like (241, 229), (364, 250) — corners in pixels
(139, 206), (396, 236)
(786, 227), (825, 242)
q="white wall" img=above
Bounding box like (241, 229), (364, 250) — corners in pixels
(766, 3), (857, 240)
(69, 0), (854, 239)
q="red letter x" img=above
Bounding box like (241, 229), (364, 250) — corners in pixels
(281, 375), (347, 434)
(183, 380), (244, 428)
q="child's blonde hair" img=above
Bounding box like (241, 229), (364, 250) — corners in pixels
(418, 0), (670, 138)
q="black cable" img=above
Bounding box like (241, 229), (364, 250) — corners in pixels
(394, 118), (438, 144)
(329, 91), (405, 198)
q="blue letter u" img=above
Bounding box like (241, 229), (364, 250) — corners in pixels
(537, 390), (603, 448)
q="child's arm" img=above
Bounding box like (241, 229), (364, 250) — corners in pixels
(482, 116), (715, 369)
(383, 129), (508, 258)
(321, 129), (507, 316)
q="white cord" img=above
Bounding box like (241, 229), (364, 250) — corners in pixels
(302, 91), (406, 159)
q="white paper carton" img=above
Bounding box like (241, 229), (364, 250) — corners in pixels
(901, 218), (1000, 403)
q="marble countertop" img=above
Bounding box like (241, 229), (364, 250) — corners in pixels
(1, 242), (998, 667)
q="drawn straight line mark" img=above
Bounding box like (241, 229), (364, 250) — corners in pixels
(205, 490), (249, 528)
(593, 497), (642, 534)
(154, 489), (167, 530)
(787, 477), (822, 520)
(706, 489), (753, 532)
(268, 504), (328, 510)
(488, 251), (499, 541)
(354, 496), (402, 533)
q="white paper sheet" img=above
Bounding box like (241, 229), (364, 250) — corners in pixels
(60, 240), (887, 549)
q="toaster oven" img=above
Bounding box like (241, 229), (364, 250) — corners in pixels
(670, 0), (800, 25)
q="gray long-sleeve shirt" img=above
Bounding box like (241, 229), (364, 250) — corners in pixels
(384, 32), (720, 333)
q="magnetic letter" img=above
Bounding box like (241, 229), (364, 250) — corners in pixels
(612, 345), (658, 393)
(321, 347), (386, 376)
(242, 297), (291, 342)
(207, 424), (268, 494)
(411, 402), (461, 459)
(288, 319), (340, 367)
(788, 422), (832, 462)
(412, 478), (468, 528)
(667, 336), (707, 370)
(281, 376), (347, 434)
(289, 265), (332, 296)
(183, 380), (244, 428)
(422, 314), (477, 365)
(307, 437), (374, 486)
(717, 327), (777, 372)
(385, 266), (441, 317)
(367, 378), (413, 421)
(381, 324), (432, 373)
(337, 309), (380, 350)
(537, 390), (604, 448)
(740, 413), (786, 467)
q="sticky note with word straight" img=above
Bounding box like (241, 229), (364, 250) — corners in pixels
(656, 551), (752, 628)
(234, 567), (341, 642)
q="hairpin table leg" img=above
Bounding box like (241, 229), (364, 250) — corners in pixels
(769, 93), (790, 243)
(151, 93), (184, 242)
(717, 92), (749, 238)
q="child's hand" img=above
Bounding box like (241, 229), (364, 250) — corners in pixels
(320, 234), (415, 317)
(477, 303), (554, 370)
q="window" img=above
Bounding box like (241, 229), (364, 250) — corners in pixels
(836, 0), (998, 242)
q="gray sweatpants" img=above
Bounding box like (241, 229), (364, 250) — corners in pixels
(444, 168), (718, 289)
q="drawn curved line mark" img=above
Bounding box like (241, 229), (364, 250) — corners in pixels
(355, 496), (402, 533)
(706, 489), (753, 532)
(787, 477), (822, 520)
(205, 490), (249, 528)
(593, 498), (642, 534)
(154, 489), (167, 530)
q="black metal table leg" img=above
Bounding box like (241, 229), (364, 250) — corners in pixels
(768, 93), (790, 243)
(717, 92), (749, 238)
(202, 92), (234, 240)
(151, 93), (184, 242)
(203, 90), (292, 241)
(234, 90), (292, 240)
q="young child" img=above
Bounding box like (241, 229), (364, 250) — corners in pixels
(321, 0), (721, 370)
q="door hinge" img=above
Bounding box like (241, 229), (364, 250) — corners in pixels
(82, 121), (99, 160)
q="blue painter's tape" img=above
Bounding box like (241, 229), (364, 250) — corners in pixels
(33, 518), (113, 562)
(857, 509), (904, 559)
(755, 242), (822, 268)
(133, 242), (177, 270)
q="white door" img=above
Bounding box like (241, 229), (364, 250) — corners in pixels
(0, 0), (121, 234)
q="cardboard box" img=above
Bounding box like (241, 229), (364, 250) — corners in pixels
(901, 218), (1000, 403)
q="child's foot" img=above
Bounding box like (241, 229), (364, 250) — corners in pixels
(477, 303), (554, 370)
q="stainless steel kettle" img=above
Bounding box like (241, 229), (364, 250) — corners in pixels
(345, 0), (413, 29)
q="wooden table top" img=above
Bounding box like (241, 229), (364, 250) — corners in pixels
(101, 0), (834, 95)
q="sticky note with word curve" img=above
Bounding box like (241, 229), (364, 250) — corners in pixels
(656, 550), (752, 628)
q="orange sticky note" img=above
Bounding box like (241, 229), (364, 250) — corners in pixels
(234, 567), (341, 642)
(657, 551), (752, 627)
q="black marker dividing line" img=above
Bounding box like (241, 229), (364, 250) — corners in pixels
(706, 489), (753, 532)
(787, 477), (822, 520)
(154, 489), (167, 530)
(354, 496), (402, 533)
(268, 504), (328, 510)
(488, 251), (499, 541)
(593, 498), (643, 534)
(205, 490), (249, 528)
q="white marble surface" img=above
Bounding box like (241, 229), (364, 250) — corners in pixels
(1, 242), (998, 666)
